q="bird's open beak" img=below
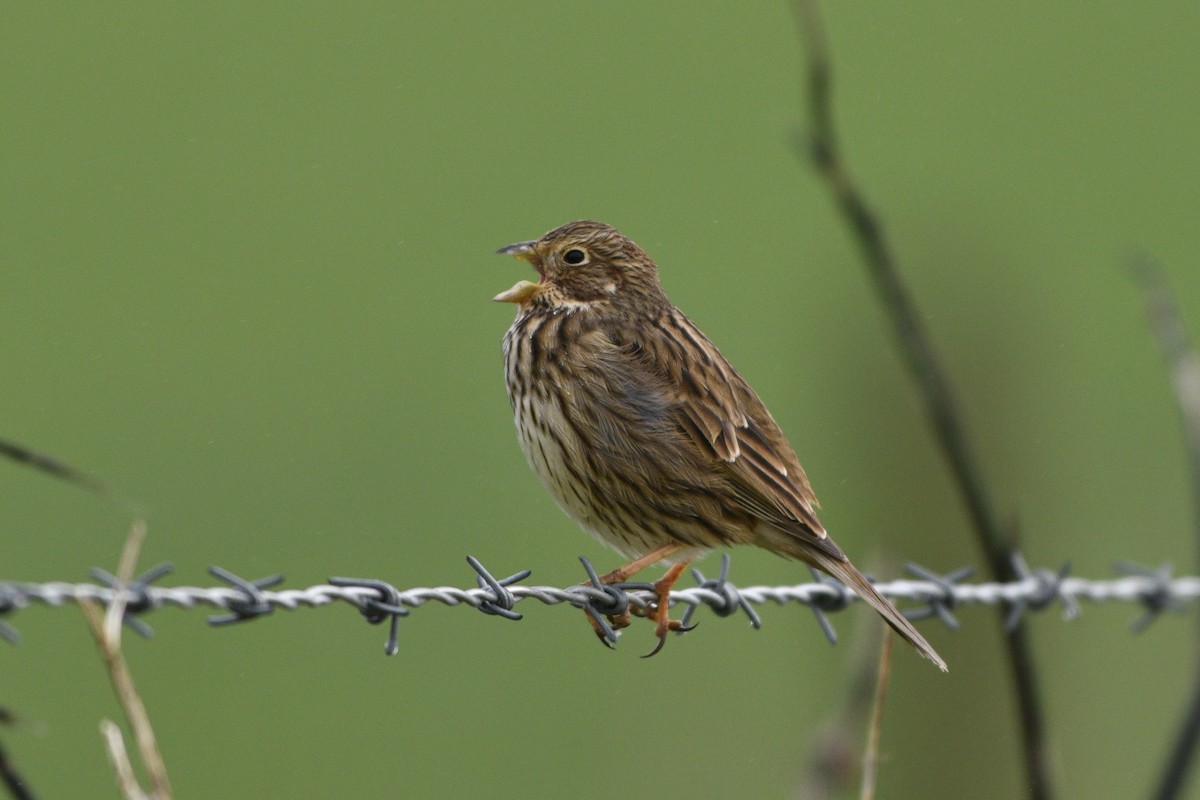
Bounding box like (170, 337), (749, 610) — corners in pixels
(493, 280), (540, 304)
(496, 240), (536, 259)
(494, 240), (542, 304)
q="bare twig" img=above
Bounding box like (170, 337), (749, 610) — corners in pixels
(105, 522), (148, 647)
(79, 522), (172, 800)
(860, 630), (893, 800)
(100, 721), (146, 800)
(797, 620), (885, 799)
(0, 437), (106, 495)
(0, 723), (36, 800)
(789, 3), (1053, 797)
(1134, 258), (1200, 800)
(1133, 258), (1200, 561)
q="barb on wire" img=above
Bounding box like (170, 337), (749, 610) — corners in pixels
(3, 554), (1197, 656)
(466, 555), (531, 620)
(327, 576), (409, 656)
(88, 562), (174, 640)
(1005, 554), (1077, 632)
(573, 556), (630, 646)
(1116, 561), (1183, 634)
(680, 554), (761, 631)
(806, 566), (852, 645)
(902, 564), (975, 631)
(205, 566), (284, 626)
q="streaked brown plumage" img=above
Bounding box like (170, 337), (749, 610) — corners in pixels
(495, 220), (946, 670)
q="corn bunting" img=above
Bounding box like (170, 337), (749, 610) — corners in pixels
(496, 220), (945, 670)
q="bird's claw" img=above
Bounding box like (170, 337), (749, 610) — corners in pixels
(640, 617), (698, 658)
(642, 636), (667, 659)
(585, 606), (630, 649)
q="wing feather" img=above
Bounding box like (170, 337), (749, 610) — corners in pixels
(606, 308), (838, 555)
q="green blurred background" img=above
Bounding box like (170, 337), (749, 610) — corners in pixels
(3, 3), (1198, 798)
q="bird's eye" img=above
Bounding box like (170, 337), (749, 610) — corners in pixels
(563, 248), (588, 265)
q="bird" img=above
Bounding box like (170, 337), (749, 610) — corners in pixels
(494, 220), (946, 670)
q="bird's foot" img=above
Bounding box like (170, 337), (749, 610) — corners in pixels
(584, 606), (631, 648)
(640, 562), (696, 658)
(575, 544), (693, 653)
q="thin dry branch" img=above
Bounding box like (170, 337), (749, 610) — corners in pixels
(0, 437), (106, 495)
(100, 720), (147, 800)
(789, 3), (1053, 797)
(796, 617), (886, 799)
(1134, 258), (1200, 800)
(78, 522), (172, 800)
(0, 729), (35, 800)
(860, 632), (894, 800)
(1133, 258), (1200, 558)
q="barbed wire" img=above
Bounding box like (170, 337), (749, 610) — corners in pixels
(0, 554), (1195, 655)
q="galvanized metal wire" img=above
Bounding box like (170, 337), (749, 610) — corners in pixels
(0, 554), (1195, 654)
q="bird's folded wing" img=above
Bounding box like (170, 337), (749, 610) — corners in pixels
(607, 310), (837, 554)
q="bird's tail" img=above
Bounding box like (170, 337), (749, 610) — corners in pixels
(817, 555), (948, 672)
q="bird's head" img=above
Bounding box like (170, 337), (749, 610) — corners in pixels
(494, 221), (666, 312)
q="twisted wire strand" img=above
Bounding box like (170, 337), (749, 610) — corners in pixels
(1, 555), (1195, 653)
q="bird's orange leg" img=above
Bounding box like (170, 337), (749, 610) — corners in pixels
(583, 542), (687, 645)
(596, 541), (687, 584)
(640, 560), (693, 658)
